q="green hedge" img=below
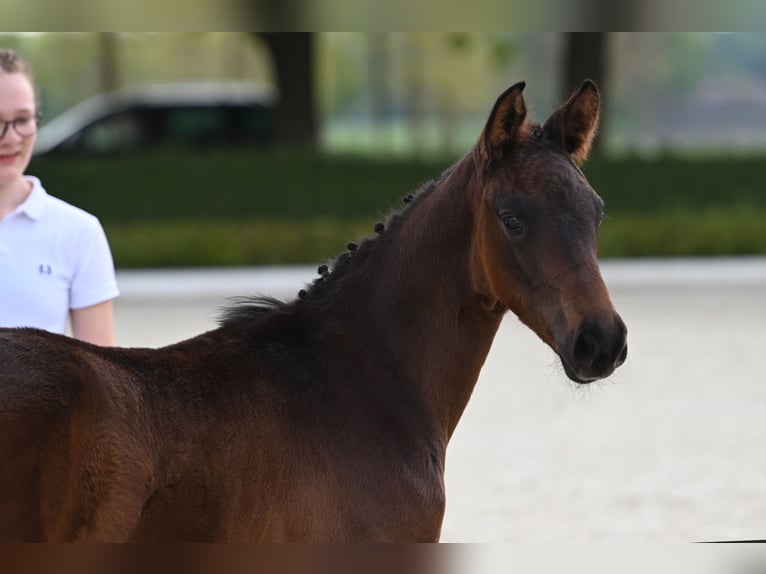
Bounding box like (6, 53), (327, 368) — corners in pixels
(600, 207), (766, 257)
(29, 150), (766, 267)
(107, 217), (377, 267)
(30, 149), (439, 221)
(586, 154), (766, 215)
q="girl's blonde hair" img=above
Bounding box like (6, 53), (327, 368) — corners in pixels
(0, 48), (33, 82)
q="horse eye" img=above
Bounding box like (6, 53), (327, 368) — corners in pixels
(502, 215), (523, 234)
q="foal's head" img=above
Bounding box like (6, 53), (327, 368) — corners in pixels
(471, 80), (627, 383)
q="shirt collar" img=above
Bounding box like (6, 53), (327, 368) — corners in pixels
(16, 176), (48, 221)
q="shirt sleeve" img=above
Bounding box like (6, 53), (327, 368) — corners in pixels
(69, 216), (120, 310)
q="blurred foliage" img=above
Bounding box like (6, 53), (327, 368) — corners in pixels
(6, 33), (766, 268)
(29, 150), (766, 267)
(29, 149), (437, 221)
(599, 208), (766, 258)
(6, 0), (766, 32)
(107, 218), (377, 267)
(584, 155), (766, 214)
(7, 32), (766, 156)
(5, 33), (274, 122)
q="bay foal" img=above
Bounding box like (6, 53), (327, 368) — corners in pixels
(0, 81), (626, 541)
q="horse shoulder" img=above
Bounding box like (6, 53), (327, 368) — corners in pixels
(0, 329), (155, 541)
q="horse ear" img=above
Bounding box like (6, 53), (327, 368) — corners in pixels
(543, 79), (600, 164)
(475, 81), (528, 166)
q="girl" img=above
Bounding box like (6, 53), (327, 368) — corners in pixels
(0, 48), (119, 345)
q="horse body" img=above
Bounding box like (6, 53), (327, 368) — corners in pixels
(0, 81), (627, 541)
(0, 322), (450, 541)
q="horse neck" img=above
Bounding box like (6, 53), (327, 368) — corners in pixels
(323, 155), (503, 440)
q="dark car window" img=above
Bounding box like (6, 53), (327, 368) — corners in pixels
(240, 107), (274, 143)
(39, 99), (276, 156)
(165, 108), (227, 142)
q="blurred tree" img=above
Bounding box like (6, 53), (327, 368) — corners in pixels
(98, 32), (119, 92)
(258, 33), (317, 149)
(562, 32), (608, 153)
(403, 34), (426, 157)
(562, 32), (606, 99)
(368, 33), (392, 151)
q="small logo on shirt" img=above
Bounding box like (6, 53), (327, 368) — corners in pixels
(38, 264), (52, 275)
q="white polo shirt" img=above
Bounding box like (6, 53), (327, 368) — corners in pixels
(0, 176), (119, 335)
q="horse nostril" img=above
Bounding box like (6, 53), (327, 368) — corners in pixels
(572, 328), (598, 368)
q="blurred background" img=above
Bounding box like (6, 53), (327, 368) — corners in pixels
(2, 32), (765, 268)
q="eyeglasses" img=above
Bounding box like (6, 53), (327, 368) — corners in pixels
(0, 113), (40, 140)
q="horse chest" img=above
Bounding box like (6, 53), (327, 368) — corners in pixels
(295, 438), (447, 542)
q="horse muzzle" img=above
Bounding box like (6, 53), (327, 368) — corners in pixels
(557, 314), (628, 384)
